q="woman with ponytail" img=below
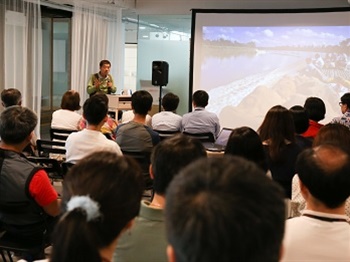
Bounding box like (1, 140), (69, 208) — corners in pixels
(50, 151), (144, 262)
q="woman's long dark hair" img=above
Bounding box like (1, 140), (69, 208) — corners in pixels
(50, 152), (144, 262)
(225, 126), (268, 172)
(258, 105), (296, 162)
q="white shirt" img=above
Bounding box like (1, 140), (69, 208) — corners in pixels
(151, 111), (182, 131)
(51, 109), (81, 130)
(121, 110), (152, 127)
(283, 210), (350, 261)
(65, 129), (122, 163)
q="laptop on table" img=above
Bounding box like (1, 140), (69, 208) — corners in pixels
(203, 128), (233, 152)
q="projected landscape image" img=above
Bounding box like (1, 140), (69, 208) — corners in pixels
(197, 25), (350, 129)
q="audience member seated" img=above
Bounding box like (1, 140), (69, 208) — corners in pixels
(49, 151), (144, 262)
(165, 156), (285, 262)
(65, 93), (122, 164)
(1, 88), (36, 155)
(181, 90), (220, 138)
(289, 105), (313, 150)
(116, 90), (160, 153)
(258, 105), (302, 199)
(283, 145), (350, 261)
(0, 106), (60, 260)
(114, 134), (206, 262)
(224, 126), (268, 173)
(78, 92), (118, 140)
(302, 97), (326, 139)
(1, 88), (22, 107)
(331, 92), (350, 129)
(51, 90), (81, 130)
(120, 110), (152, 127)
(291, 123), (350, 218)
(152, 92), (182, 131)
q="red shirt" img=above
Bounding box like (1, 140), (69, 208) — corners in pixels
(29, 170), (58, 207)
(302, 120), (323, 139)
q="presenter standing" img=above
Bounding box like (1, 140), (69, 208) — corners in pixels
(87, 59), (116, 96)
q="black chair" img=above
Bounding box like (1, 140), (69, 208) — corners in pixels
(153, 130), (180, 141)
(0, 231), (47, 262)
(122, 150), (153, 191)
(36, 139), (66, 158)
(182, 131), (215, 143)
(50, 128), (76, 142)
(61, 161), (75, 178)
(27, 156), (63, 182)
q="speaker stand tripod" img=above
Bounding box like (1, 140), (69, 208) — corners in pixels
(158, 85), (163, 112)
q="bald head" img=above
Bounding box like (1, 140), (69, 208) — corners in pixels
(296, 145), (350, 208)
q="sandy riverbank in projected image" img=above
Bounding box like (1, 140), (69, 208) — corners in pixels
(206, 52), (350, 130)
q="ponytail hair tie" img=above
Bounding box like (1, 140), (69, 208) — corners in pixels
(67, 195), (101, 222)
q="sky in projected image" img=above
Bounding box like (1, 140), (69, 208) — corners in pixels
(203, 26), (349, 47)
(195, 25), (350, 130)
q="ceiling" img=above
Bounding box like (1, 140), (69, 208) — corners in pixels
(40, 0), (350, 41)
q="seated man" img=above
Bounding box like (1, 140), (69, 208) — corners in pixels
(152, 92), (182, 132)
(283, 145), (350, 261)
(114, 134), (206, 262)
(1, 88), (22, 107)
(65, 93), (122, 163)
(331, 92), (350, 129)
(116, 90), (160, 153)
(181, 90), (220, 138)
(1, 88), (36, 155)
(0, 106), (60, 257)
(165, 156), (286, 262)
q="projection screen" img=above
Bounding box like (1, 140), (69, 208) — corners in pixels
(190, 8), (350, 130)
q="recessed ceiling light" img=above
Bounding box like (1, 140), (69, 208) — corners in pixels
(139, 26), (146, 30)
(142, 35), (149, 38)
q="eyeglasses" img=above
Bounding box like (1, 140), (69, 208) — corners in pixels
(339, 102), (343, 106)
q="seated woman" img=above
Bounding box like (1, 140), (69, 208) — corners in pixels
(49, 151), (144, 262)
(224, 126), (268, 173)
(289, 105), (312, 150)
(51, 90), (81, 130)
(258, 105), (302, 199)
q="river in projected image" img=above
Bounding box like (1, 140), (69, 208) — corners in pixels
(201, 50), (350, 129)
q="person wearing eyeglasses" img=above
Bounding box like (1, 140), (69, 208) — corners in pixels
(331, 93), (350, 129)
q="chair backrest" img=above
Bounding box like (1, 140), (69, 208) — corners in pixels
(50, 128), (76, 141)
(61, 162), (75, 178)
(27, 156), (63, 181)
(122, 150), (152, 189)
(36, 139), (66, 158)
(182, 131), (215, 143)
(154, 130), (180, 141)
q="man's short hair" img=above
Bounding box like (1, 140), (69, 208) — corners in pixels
(99, 59), (111, 67)
(296, 145), (350, 208)
(304, 97), (326, 122)
(151, 134), (206, 195)
(192, 90), (209, 108)
(131, 90), (153, 115)
(165, 156), (285, 262)
(340, 92), (350, 107)
(0, 106), (37, 144)
(83, 93), (108, 125)
(162, 92), (179, 112)
(1, 88), (22, 107)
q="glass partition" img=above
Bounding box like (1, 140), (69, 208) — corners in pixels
(136, 15), (191, 115)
